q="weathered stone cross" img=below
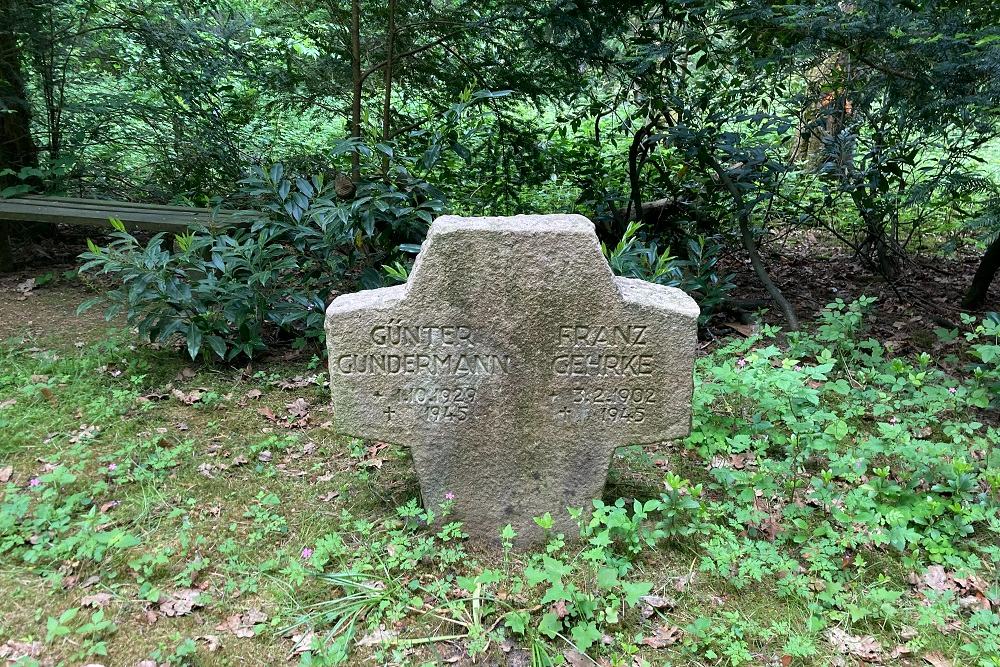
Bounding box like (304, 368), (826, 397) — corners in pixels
(326, 215), (698, 545)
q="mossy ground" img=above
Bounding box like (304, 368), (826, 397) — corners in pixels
(0, 281), (995, 667)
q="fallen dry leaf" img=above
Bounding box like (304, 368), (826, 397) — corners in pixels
(923, 652), (952, 667)
(563, 649), (589, 667)
(826, 627), (881, 661)
(246, 389), (263, 400)
(81, 592), (113, 608)
(0, 398), (16, 410)
(642, 624), (683, 649)
(0, 466), (12, 482)
(216, 609), (267, 638)
(158, 589), (204, 617)
(722, 321), (755, 337)
(0, 639), (44, 661)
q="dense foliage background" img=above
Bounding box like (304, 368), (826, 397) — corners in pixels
(2, 4), (1000, 666)
(2, 0), (999, 354)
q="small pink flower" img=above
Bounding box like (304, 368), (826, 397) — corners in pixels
(444, 491), (455, 500)
(736, 358), (748, 368)
(300, 547), (313, 559)
(29, 477), (41, 487)
(107, 463), (117, 472)
(948, 387), (957, 395)
(794, 365), (803, 371)
(889, 416), (898, 424)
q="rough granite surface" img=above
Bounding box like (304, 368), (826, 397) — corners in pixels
(325, 214), (699, 545)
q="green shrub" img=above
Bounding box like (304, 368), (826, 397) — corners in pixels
(603, 220), (734, 325)
(78, 159), (443, 360)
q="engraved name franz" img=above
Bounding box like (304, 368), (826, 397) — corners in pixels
(556, 324), (648, 346)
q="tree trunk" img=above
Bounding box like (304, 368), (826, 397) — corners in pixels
(0, 4), (39, 176)
(0, 0), (40, 272)
(705, 155), (800, 330)
(349, 0), (362, 182)
(380, 0), (396, 176)
(963, 233), (1000, 309)
(0, 224), (11, 272)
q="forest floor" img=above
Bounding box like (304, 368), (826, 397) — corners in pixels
(0, 228), (998, 667)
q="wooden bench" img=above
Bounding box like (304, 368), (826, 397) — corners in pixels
(0, 195), (257, 270)
(0, 195), (253, 232)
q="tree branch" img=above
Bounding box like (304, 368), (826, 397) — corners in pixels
(704, 155), (800, 330)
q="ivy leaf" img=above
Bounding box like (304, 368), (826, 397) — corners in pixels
(596, 567), (619, 589)
(570, 621), (601, 652)
(621, 581), (653, 606)
(505, 611), (529, 635)
(538, 611), (561, 639)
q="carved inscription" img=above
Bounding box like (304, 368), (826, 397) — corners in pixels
(335, 320), (660, 427)
(550, 323), (656, 424)
(335, 323), (498, 424)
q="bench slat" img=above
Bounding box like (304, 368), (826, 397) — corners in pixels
(19, 195), (252, 217)
(0, 196), (255, 232)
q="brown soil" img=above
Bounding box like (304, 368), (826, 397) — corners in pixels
(716, 230), (998, 350)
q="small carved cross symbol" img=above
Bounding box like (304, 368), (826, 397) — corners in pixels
(557, 406), (572, 422)
(384, 405), (395, 422)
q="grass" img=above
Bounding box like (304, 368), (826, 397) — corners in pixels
(1, 298), (998, 666)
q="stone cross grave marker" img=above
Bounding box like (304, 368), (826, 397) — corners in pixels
(326, 215), (699, 545)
